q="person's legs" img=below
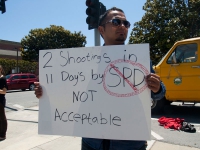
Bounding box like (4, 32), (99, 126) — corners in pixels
(81, 140), (96, 150)
(0, 102), (7, 140)
(138, 143), (147, 150)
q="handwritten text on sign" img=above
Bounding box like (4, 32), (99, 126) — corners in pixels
(38, 44), (151, 140)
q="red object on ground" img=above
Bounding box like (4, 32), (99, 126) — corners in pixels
(158, 117), (185, 130)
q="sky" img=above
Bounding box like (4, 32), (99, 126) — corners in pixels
(0, 0), (146, 47)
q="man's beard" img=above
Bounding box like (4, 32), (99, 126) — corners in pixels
(115, 36), (126, 42)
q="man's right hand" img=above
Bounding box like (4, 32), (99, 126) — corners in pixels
(34, 82), (43, 99)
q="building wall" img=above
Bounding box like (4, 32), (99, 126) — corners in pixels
(0, 39), (22, 60)
(0, 40), (22, 74)
(0, 39), (39, 76)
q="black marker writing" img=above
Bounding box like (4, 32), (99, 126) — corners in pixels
(55, 109), (121, 126)
(61, 71), (85, 86)
(123, 50), (137, 62)
(43, 52), (53, 68)
(73, 90), (97, 103)
(60, 51), (111, 66)
(91, 69), (104, 84)
(46, 74), (53, 84)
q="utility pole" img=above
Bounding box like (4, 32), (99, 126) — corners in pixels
(94, 29), (100, 46)
(15, 48), (19, 73)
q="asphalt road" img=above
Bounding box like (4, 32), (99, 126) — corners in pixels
(5, 90), (38, 112)
(151, 103), (200, 148)
(4, 90), (200, 149)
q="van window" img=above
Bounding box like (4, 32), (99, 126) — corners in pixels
(12, 75), (20, 80)
(29, 75), (36, 78)
(167, 43), (197, 64)
(21, 75), (28, 79)
(6, 75), (10, 79)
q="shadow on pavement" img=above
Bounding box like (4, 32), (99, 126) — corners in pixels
(7, 119), (38, 124)
(24, 108), (38, 111)
(5, 106), (18, 111)
(6, 90), (23, 93)
(6, 90), (33, 93)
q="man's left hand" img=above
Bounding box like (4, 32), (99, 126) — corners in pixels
(145, 73), (161, 93)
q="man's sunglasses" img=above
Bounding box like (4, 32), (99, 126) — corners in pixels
(101, 18), (131, 28)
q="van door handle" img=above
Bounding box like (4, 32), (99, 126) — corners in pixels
(171, 64), (180, 66)
(191, 66), (200, 68)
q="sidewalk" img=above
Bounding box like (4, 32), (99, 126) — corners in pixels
(0, 106), (199, 150)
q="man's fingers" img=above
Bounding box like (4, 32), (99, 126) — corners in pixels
(35, 90), (42, 99)
(34, 82), (40, 86)
(146, 73), (161, 93)
(34, 82), (42, 99)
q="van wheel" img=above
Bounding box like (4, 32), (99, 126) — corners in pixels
(29, 84), (35, 91)
(151, 97), (166, 114)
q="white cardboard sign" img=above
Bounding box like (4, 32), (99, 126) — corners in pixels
(38, 44), (151, 140)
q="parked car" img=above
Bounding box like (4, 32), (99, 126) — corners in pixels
(6, 73), (38, 91)
(152, 37), (200, 113)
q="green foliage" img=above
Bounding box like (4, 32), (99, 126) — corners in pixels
(0, 58), (37, 75)
(18, 60), (38, 73)
(129, 0), (200, 64)
(0, 59), (15, 75)
(21, 25), (87, 61)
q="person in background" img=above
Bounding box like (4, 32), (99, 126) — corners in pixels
(0, 65), (8, 140)
(34, 7), (166, 150)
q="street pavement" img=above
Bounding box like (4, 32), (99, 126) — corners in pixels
(0, 106), (199, 150)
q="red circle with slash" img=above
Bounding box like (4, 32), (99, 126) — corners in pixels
(103, 59), (149, 97)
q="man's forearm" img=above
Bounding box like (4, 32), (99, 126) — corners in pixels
(151, 82), (166, 100)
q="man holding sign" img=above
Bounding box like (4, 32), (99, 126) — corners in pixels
(35, 7), (165, 150)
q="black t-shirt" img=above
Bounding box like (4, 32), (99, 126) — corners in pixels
(0, 76), (7, 100)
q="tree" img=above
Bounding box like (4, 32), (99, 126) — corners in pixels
(18, 60), (38, 73)
(0, 58), (37, 75)
(21, 25), (87, 61)
(129, 0), (200, 64)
